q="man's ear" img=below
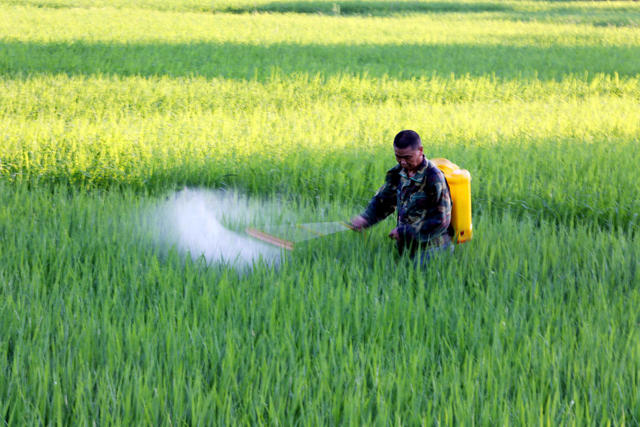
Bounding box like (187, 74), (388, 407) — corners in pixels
(418, 146), (424, 155)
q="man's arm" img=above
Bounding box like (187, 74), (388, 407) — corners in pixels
(352, 169), (398, 230)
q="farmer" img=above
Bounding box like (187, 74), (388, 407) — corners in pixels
(351, 130), (453, 263)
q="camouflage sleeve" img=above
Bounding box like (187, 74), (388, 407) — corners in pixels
(397, 179), (450, 243)
(361, 170), (398, 227)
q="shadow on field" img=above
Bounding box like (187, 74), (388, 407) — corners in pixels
(7, 138), (638, 231)
(221, 1), (640, 29)
(140, 146), (640, 231)
(2, 40), (640, 80)
(510, 6), (640, 28)
(222, 1), (513, 15)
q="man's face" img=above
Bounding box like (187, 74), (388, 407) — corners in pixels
(394, 145), (424, 172)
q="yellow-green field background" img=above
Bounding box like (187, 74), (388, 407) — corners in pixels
(1, 1), (639, 424)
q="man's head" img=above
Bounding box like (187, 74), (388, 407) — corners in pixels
(393, 130), (424, 172)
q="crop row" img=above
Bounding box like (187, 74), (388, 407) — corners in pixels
(1, 182), (639, 424)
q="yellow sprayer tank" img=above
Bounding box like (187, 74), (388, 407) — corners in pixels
(431, 158), (473, 243)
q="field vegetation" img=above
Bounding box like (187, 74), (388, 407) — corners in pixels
(1, 0), (639, 424)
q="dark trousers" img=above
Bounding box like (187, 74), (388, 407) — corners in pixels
(397, 234), (454, 265)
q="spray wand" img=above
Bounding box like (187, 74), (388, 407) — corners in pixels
(246, 221), (356, 251)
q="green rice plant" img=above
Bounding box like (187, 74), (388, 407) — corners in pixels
(0, 0), (639, 424)
(1, 183), (638, 424)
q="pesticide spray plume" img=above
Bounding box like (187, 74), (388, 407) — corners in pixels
(148, 188), (353, 269)
(150, 188), (283, 268)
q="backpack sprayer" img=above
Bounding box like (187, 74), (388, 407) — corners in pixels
(246, 159), (472, 250)
(431, 158), (473, 244)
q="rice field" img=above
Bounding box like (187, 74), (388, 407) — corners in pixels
(1, 0), (639, 424)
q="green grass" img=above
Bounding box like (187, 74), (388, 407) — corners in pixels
(1, 0), (639, 424)
(2, 183), (639, 424)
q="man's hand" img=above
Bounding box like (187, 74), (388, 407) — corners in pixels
(388, 227), (400, 240)
(350, 215), (369, 231)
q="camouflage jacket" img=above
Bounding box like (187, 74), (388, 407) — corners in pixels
(361, 157), (452, 251)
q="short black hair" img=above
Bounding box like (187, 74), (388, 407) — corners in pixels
(393, 130), (422, 149)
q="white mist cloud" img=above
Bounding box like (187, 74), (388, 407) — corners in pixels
(152, 188), (282, 267)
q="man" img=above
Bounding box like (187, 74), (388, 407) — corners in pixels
(351, 130), (453, 262)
